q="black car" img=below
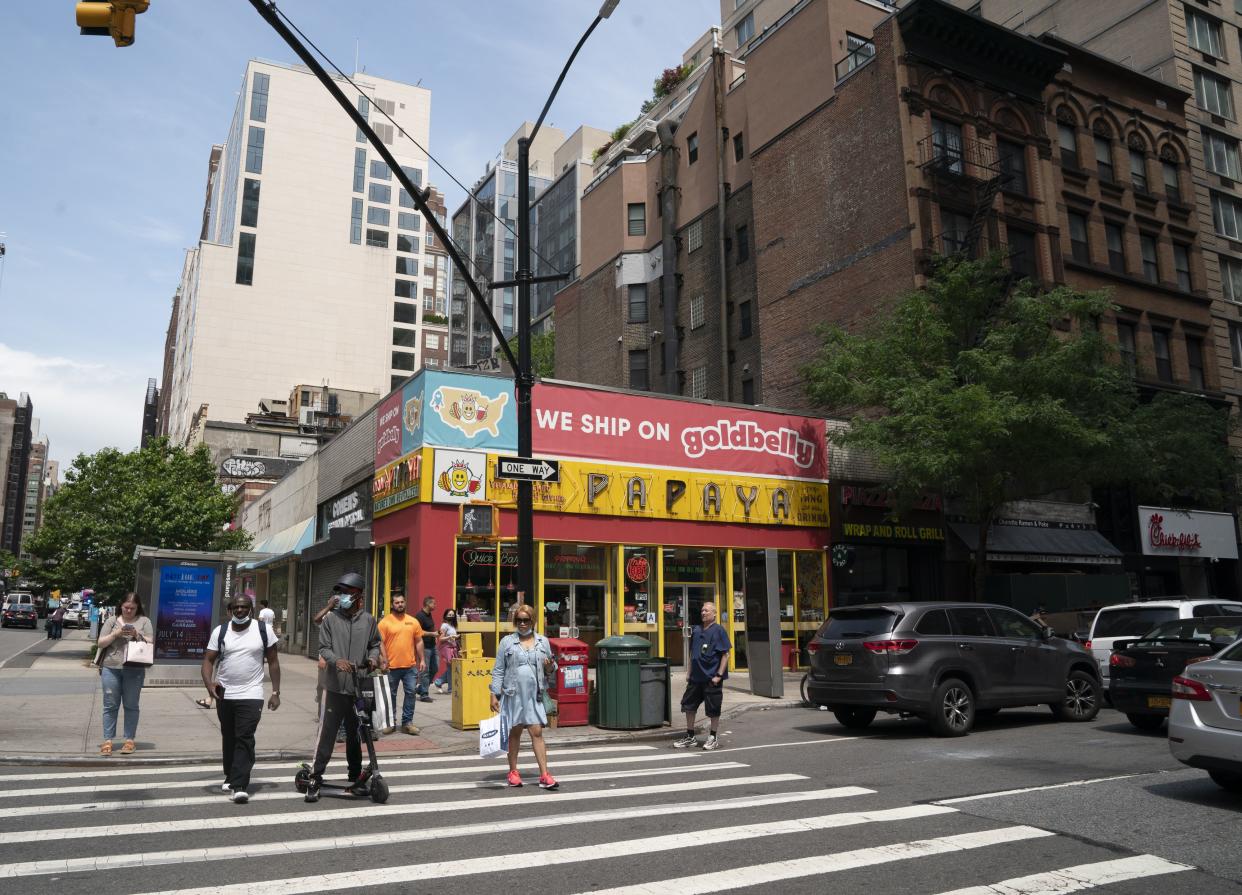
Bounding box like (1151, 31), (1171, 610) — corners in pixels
(806, 602), (1101, 737)
(1, 603), (39, 629)
(1108, 616), (1242, 731)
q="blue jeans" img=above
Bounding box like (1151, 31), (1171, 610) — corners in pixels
(417, 647), (438, 696)
(388, 666), (419, 726)
(101, 666), (146, 741)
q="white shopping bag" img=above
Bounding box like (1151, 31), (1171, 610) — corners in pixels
(370, 676), (395, 732)
(478, 710), (509, 759)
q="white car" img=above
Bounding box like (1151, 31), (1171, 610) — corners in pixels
(1168, 638), (1242, 793)
(62, 601), (87, 629)
(1087, 599), (1242, 690)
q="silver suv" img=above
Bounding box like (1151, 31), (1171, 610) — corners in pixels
(806, 602), (1100, 737)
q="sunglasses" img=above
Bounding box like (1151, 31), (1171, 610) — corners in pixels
(515, 616), (533, 624)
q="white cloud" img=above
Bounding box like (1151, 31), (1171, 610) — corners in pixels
(0, 343), (150, 469)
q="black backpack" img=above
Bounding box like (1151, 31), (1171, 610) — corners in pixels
(214, 619), (270, 661)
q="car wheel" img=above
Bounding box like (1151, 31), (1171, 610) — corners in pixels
(799, 673), (811, 707)
(1126, 713), (1164, 731)
(833, 708), (877, 730)
(1208, 770), (1242, 793)
(928, 678), (974, 737)
(1051, 671), (1100, 722)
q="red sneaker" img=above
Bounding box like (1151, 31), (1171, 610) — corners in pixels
(538, 773), (559, 791)
(507, 770), (523, 787)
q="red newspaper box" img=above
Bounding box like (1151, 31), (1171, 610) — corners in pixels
(547, 637), (590, 727)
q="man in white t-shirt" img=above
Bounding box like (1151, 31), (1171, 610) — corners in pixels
(258, 599), (277, 634)
(200, 596), (281, 803)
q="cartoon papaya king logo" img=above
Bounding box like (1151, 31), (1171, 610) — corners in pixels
(438, 459), (482, 499)
(429, 386), (509, 439)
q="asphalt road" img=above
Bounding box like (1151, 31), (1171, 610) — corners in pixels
(0, 702), (1238, 895)
(0, 622), (54, 667)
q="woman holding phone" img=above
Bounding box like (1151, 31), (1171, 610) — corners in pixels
(95, 592), (153, 755)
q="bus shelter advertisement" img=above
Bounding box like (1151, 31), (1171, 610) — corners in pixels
(155, 564), (216, 660)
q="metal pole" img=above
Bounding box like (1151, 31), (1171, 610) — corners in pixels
(516, 135), (534, 606)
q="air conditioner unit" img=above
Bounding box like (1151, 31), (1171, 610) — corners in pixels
(299, 407), (317, 426)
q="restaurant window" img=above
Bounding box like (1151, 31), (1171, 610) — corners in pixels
(1058, 121), (1079, 168)
(1187, 335), (1206, 389)
(1117, 320), (1137, 376)
(1152, 327), (1174, 382)
(1068, 212), (1090, 264)
(622, 546), (657, 635)
(795, 552), (827, 668)
(456, 541), (499, 624)
(1105, 222), (1126, 273)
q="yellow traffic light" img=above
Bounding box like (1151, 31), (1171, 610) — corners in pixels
(76, 1), (149, 48)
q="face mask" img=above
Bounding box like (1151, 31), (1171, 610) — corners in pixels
(338, 594), (354, 610)
(518, 624), (534, 639)
(232, 612), (251, 625)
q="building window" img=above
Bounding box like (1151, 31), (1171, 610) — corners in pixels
(394, 280), (415, 298)
(1222, 255), (1242, 302)
(1163, 160), (1182, 203)
(1187, 335), (1206, 389)
(1174, 243), (1192, 291)
(369, 183), (391, 204)
(940, 208), (972, 256)
(739, 300), (753, 338)
(398, 212), (421, 231)
(1105, 223), (1126, 273)
(350, 198), (363, 244)
(931, 117), (964, 174)
(367, 229), (389, 248)
(391, 351), (417, 371)
(356, 94), (370, 142)
(687, 219), (703, 252)
(1152, 328), (1173, 382)
(1231, 322), (1242, 368)
(426, 333), (440, 350)
(235, 232), (255, 285)
(401, 166), (424, 188)
(1129, 149), (1148, 191)
(843, 32), (876, 75)
(368, 207), (391, 226)
(690, 294), (705, 329)
(628, 283), (648, 322)
(629, 350), (649, 390)
(1008, 228), (1037, 280)
(689, 366), (708, 399)
(1140, 234), (1159, 282)
(1204, 128), (1241, 179)
(399, 188), (417, 209)
(245, 126), (265, 174)
(373, 121), (394, 145)
(397, 234), (419, 253)
(396, 257), (418, 276)
(1194, 68), (1234, 119)
(1068, 212), (1090, 263)
(392, 328), (416, 348)
(733, 132), (744, 162)
(250, 71), (269, 122)
(353, 148), (366, 193)
(687, 132), (699, 165)
(1058, 121), (1079, 168)
(736, 225), (749, 263)
(370, 160), (391, 181)
(741, 378), (755, 405)
(1213, 192), (1242, 239)
(736, 11), (755, 45)
(241, 178), (260, 228)
(997, 139), (1027, 194)
(1094, 134), (1114, 182)
(1117, 320), (1137, 376)
(628, 203), (646, 236)
(1187, 8), (1224, 58)
(394, 303), (417, 324)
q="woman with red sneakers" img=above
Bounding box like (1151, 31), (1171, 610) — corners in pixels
(489, 604), (558, 790)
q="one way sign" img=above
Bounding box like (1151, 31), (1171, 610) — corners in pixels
(496, 456), (560, 483)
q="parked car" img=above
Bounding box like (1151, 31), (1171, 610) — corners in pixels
(1086, 599), (1242, 691)
(1109, 617), (1242, 731)
(1168, 637), (1242, 793)
(805, 602), (1101, 737)
(2, 592), (38, 629)
(62, 601), (87, 629)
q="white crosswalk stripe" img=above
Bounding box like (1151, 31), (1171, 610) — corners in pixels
(932, 855), (1194, 894)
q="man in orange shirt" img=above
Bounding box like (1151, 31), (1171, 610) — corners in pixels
(378, 589), (426, 735)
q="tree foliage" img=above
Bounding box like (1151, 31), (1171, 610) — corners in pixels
(504, 330), (556, 378)
(804, 255), (1236, 596)
(24, 438), (251, 601)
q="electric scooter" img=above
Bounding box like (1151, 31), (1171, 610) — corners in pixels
(294, 666), (390, 804)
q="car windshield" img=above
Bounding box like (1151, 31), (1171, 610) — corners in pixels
(816, 609), (899, 639)
(1093, 607), (1178, 638)
(1139, 619), (1242, 644)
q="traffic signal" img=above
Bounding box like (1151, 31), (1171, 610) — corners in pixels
(76, 1), (149, 48)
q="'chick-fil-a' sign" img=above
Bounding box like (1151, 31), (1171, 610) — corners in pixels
(1138, 506), (1238, 560)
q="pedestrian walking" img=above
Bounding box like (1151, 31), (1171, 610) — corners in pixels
(489, 603), (558, 790)
(48, 600), (66, 639)
(258, 599), (278, 637)
(377, 591), (426, 735)
(431, 609), (459, 694)
(304, 572), (381, 803)
(673, 602), (731, 751)
(413, 595), (438, 701)
(95, 592), (154, 756)
(200, 595), (281, 803)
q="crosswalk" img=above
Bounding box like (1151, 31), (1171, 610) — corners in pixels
(0, 737), (1199, 895)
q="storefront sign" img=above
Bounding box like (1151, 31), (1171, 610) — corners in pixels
(432, 449), (488, 504)
(840, 522), (944, 541)
(1138, 506), (1238, 559)
(154, 564), (216, 661)
(373, 450), (423, 516)
(841, 485), (941, 511)
(322, 485), (372, 533)
(375, 391), (404, 468)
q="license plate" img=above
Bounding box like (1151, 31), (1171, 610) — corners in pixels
(834, 654), (853, 666)
(1147, 696), (1171, 709)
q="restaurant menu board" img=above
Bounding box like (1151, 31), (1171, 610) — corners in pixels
(155, 565), (217, 660)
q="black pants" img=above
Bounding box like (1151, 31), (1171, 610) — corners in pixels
(217, 698), (264, 790)
(312, 690), (361, 780)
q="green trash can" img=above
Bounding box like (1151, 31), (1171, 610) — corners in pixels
(595, 635), (653, 729)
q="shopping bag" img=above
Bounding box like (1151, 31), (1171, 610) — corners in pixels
(479, 712), (506, 759)
(371, 675), (395, 732)
(122, 640), (155, 667)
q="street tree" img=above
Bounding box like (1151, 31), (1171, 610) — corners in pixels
(804, 255), (1235, 598)
(24, 437), (250, 601)
(503, 329), (555, 378)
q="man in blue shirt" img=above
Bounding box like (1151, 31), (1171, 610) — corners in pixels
(673, 602), (731, 751)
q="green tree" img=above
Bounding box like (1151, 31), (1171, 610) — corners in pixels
(24, 438), (250, 601)
(803, 255), (1234, 598)
(504, 330), (555, 378)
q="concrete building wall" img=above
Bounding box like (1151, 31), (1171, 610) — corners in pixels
(240, 452), (319, 544)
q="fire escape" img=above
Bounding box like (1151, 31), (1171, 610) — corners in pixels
(917, 134), (1007, 259)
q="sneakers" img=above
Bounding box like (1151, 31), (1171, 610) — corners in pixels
(220, 782), (233, 793)
(380, 726), (396, 735)
(507, 770), (523, 787)
(672, 733), (698, 749)
(304, 776), (321, 803)
(402, 723), (420, 736)
(701, 734), (721, 751)
(230, 789), (250, 804)
(538, 773), (559, 791)
(418, 695), (433, 703)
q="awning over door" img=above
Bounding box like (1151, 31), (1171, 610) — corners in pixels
(949, 522), (1123, 566)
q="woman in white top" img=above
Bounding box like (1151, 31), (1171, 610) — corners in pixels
(95, 593), (154, 755)
(432, 610), (459, 693)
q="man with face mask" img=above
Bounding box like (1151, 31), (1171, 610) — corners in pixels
(201, 596), (281, 803)
(305, 571), (382, 803)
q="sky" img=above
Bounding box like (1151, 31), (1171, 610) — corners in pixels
(0, 0), (720, 471)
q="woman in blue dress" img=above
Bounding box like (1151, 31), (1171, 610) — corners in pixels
(489, 603), (559, 790)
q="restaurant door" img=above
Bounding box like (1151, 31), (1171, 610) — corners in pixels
(543, 583), (606, 658)
(662, 585), (716, 670)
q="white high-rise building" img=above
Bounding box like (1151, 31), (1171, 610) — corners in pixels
(165, 60), (436, 445)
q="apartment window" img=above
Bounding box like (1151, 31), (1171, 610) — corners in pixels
(1222, 254), (1242, 302)
(398, 212), (421, 231)
(391, 352), (417, 371)
(369, 183), (391, 204)
(424, 292), (435, 313)
(1213, 192), (1242, 239)
(1152, 328), (1173, 382)
(353, 149), (366, 193)
(350, 198), (363, 244)
(399, 188), (416, 209)
(1140, 234), (1160, 282)
(394, 303), (417, 324)
(1068, 212), (1090, 264)
(689, 366), (708, 399)
(1094, 135), (1114, 182)
(241, 178), (260, 228)
(401, 166), (424, 188)
(739, 300), (753, 338)
(733, 132), (744, 162)
(844, 32), (876, 74)
(249, 71), (269, 122)
(1129, 149), (1148, 191)
(394, 280), (416, 299)
(392, 328), (417, 348)
(931, 117), (964, 174)
(628, 283), (648, 322)
(235, 232), (256, 285)
(690, 294), (705, 329)
(688, 132), (699, 165)
(1117, 320), (1137, 376)
(1174, 243), (1192, 291)
(1008, 228), (1037, 280)
(687, 219), (703, 252)
(1058, 121), (1079, 168)
(426, 333), (440, 350)
(370, 160), (391, 181)
(736, 225), (750, 263)
(356, 95), (370, 143)
(1194, 68), (1234, 118)
(997, 139), (1027, 194)
(368, 207), (390, 226)
(628, 203), (646, 236)
(373, 122), (395, 145)
(940, 209), (972, 256)
(1204, 129), (1241, 179)
(245, 126), (265, 174)
(366, 229), (389, 248)
(1163, 160), (1182, 203)
(396, 257), (418, 276)
(1187, 8), (1224, 58)
(397, 234), (419, 254)
(1105, 223), (1126, 273)
(1187, 335), (1206, 389)
(741, 378), (755, 405)
(1231, 322), (1242, 368)
(629, 350), (649, 390)
(736, 11), (755, 45)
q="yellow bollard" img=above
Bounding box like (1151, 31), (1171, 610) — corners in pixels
(450, 632), (496, 730)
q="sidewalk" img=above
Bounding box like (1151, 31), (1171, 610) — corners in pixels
(0, 631), (805, 766)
